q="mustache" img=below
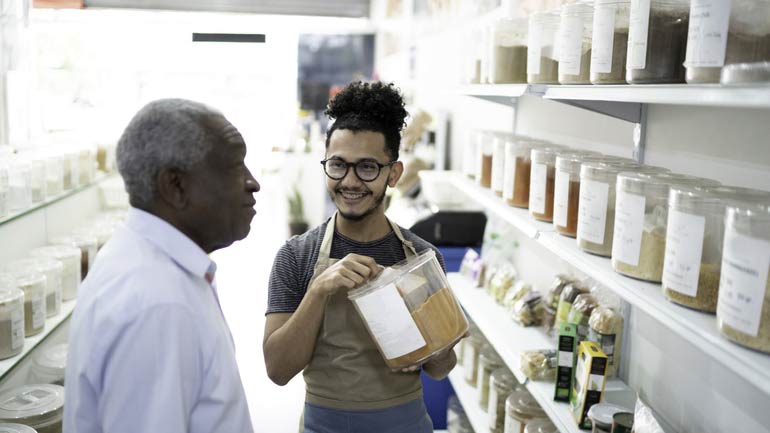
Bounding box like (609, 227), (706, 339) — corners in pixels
(336, 188), (371, 194)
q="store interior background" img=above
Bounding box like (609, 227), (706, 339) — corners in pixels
(1, 0), (770, 432)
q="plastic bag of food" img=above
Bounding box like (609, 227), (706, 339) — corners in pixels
(588, 306), (624, 377)
(503, 280), (532, 310)
(555, 282), (588, 331)
(546, 274), (577, 310)
(512, 291), (545, 326)
(566, 293), (598, 341)
(520, 349), (557, 381)
(633, 398), (664, 433)
(489, 263), (517, 304)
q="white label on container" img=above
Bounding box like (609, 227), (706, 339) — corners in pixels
(558, 15), (585, 76)
(527, 20), (544, 74)
(718, 231), (770, 337)
(530, 163), (547, 214)
(662, 210), (706, 297)
(628, 0), (652, 69)
(685, 0), (731, 67)
(558, 350), (573, 368)
(352, 283), (426, 360)
(488, 388), (499, 429)
(503, 153), (516, 201)
(504, 418), (524, 433)
(492, 141), (506, 193)
(612, 191), (646, 267)
(577, 179), (610, 244)
(554, 169), (570, 227)
(591, 5), (617, 74)
(32, 293), (45, 329)
(11, 310), (22, 350)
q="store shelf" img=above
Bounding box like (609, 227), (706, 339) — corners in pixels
(459, 84), (544, 106)
(447, 368), (489, 433)
(0, 300), (75, 381)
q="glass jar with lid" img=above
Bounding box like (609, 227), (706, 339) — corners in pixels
(25, 155), (47, 204)
(464, 130), (480, 180)
(528, 11), (562, 84)
(481, 25), (493, 84)
(554, 152), (606, 237)
(464, 336), (486, 386)
(478, 132), (495, 188)
(1, 268), (46, 337)
(78, 146), (96, 185)
(0, 275), (24, 360)
(612, 173), (721, 282)
(465, 29), (484, 84)
(530, 148), (562, 222)
(50, 234), (98, 280)
(61, 150), (79, 191)
(478, 347), (504, 409)
(29, 246), (82, 301)
(523, 418), (557, 433)
(587, 403), (630, 433)
(8, 158), (32, 212)
(663, 186), (770, 313)
(490, 18), (529, 84)
(717, 203), (770, 353)
(685, 0), (770, 84)
(29, 343), (67, 386)
(502, 388), (546, 433)
(558, 2), (595, 84)
(492, 133), (511, 197)
(591, 0), (632, 84)
(488, 368), (520, 433)
(504, 139), (542, 209)
(0, 384), (64, 433)
(74, 222), (117, 251)
(5, 258), (62, 318)
(43, 152), (63, 197)
(626, 0), (690, 83)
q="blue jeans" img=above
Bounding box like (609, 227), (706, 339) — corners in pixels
(303, 399), (434, 433)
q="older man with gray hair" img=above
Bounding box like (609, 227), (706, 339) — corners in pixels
(64, 98), (260, 433)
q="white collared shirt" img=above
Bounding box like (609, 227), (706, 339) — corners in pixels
(64, 207), (254, 433)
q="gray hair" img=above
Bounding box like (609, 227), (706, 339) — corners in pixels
(116, 98), (223, 207)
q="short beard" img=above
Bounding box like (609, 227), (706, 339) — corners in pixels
(335, 187), (387, 222)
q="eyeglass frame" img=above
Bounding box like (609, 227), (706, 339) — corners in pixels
(320, 157), (397, 182)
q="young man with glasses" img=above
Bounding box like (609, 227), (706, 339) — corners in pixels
(263, 82), (457, 432)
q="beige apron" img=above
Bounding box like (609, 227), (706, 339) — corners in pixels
(304, 213), (423, 411)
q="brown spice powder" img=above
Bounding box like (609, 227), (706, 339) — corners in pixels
(480, 155), (493, 188)
(507, 157), (531, 208)
(531, 166), (556, 222)
(556, 180), (581, 237)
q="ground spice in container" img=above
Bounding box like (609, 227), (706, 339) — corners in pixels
(592, 31), (629, 84)
(5, 271), (46, 337)
(528, 11), (561, 84)
(530, 148), (559, 222)
(627, 4), (689, 84)
(559, 2), (595, 85)
(492, 46), (528, 83)
(0, 384), (64, 433)
(50, 235), (98, 280)
(664, 263), (721, 312)
(481, 154), (494, 188)
(0, 282), (24, 360)
(556, 180), (581, 237)
(613, 228), (667, 282)
(560, 46), (593, 84)
(508, 157), (532, 208)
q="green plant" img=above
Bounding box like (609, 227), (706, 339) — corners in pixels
(288, 186), (306, 224)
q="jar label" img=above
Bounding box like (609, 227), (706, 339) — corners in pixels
(11, 310), (22, 350)
(718, 231), (770, 337)
(33, 292), (45, 329)
(352, 283), (427, 360)
(577, 179), (610, 245)
(662, 209), (707, 297)
(612, 191), (646, 267)
(527, 20), (544, 74)
(464, 345), (478, 382)
(503, 151), (517, 201)
(504, 417), (525, 433)
(488, 385), (499, 429)
(558, 15), (586, 76)
(530, 163), (548, 214)
(591, 5), (617, 74)
(588, 328), (617, 368)
(554, 169), (570, 227)
(685, 0), (731, 67)
(628, 0), (652, 69)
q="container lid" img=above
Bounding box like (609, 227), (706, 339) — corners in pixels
(0, 268), (44, 289)
(479, 347), (504, 367)
(0, 385), (64, 427)
(0, 275), (15, 292)
(3, 258), (63, 276)
(29, 245), (81, 261)
(0, 289), (24, 307)
(562, 2), (594, 16)
(712, 186), (770, 206)
(491, 367), (518, 391)
(0, 424), (38, 433)
(523, 418), (557, 433)
(33, 344), (67, 375)
(505, 389), (546, 419)
(587, 403), (630, 429)
(348, 249), (437, 300)
(612, 412), (634, 433)
(49, 234), (98, 250)
(531, 147), (563, 164)
(721, 62), (770, 85)
(617, 172), (718, 193)
(580, 161), (637, 178)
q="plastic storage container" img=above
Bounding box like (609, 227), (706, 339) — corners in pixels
(465, 29), (484, 84)
(29, 344), (67, 386)
(685, 0), (770, 84)
(528, 11), (562, 84)
(49, 234), (98, 280)
(504, 139), (541, 208)
(488, 368), (520, 433)
(26, 157), (46, 204)
(0, 384), (63, 433)
(1, 269), (45, 337)
(717, 203), (770, 353)
(78, 146), (95, 185)
(43, 154), (62, 198)
(60, 151), (78, 191)
(478, 132), (494, 188)
(478, 347), (504, 409)
(5, 259), (62, 318)
(464, 335), (485, 386)
(490, 18), (529, 84)
(587, 403), (630, 433)
(523, 418), (557, 433)
(348, 249), (468, 369)
(29, 246), (81, 301)
(464, 130), (480, 180)
(0, 424), (37, 433)
(626, 0), (689, 83)
(8, 160), (32, 212)
(529, 148), (561, 222)
(502, 389), (547, 433)
(663, 186), (770, 313)
(0, 277), (24, 360)
(591, 0), (632, 84)
(492, 134), (510, 197)
(558, 2), (595, 84)
(554, 153), (606, 237)
(612, 173), (720, 282)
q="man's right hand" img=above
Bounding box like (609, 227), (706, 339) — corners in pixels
(308, 254), (382, 298)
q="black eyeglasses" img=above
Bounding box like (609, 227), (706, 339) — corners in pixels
(320, 158), (396, 182)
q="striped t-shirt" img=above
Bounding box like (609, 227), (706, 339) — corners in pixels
(266, 220), (445, 314)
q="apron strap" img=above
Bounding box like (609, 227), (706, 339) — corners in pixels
(317, 213), (337, 263)
(389, 218), (418, 257)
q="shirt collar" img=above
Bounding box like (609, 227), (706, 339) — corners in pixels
(125, 207), (215, 282)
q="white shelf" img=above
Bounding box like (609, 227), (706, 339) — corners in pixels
(0, 300), (75, 380)
(447, 368), (490, 433)
(449, 273), (635, 433)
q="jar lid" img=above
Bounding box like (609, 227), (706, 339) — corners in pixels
(713, 186), (770, 206)
(0, 424), (37, 433)
(580, 161), (636, 178)
(617, 172), (718, 193)
(612, 412), (634, 433)
(505, 389), (546, 419)
(348, 248), (438, 300)
(523, 418), (557, 433)
(587, 403), (630, 428)
(0, 289), (24, 307)
(721, 62), (770, 85)
(0, 385), (64, 427)
(491, 367), (518, 391)
(50, 234), (98, 250)
(0, 268), (44, 288)
(0, 275), (15, 292)
(4, 258), (63, 276)
(531, 10), (561, 23)
(531, 147), (562, 164)
(33, 344), (67, 374)
(556, 153), (607, 170)
(29, 245), (81, 261)
(562, 2), (594, 16)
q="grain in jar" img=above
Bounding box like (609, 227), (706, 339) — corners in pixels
(717, 203), (770, 353)
(478, 347), (504, 410)
(529, 148), (561, 222)
(489, 368), (520, 433)
(490, 18), (528, 84)
(492, 134), (510, 197)
(558, 2), (595, 84)
(626, 0), (690, 83)
(554, 152), (605, 237)
(588, 306), (624, 377)
(523, 418), (557, 433)
(478, 132), (495, 188)
(50, 234), (98, 280)
(0, 276), (24, 360)
(612, 173), (720, 283)
(504, 139), (541, 209)
(591, 0), (632, 84)
(663, 186), (770, 313)
(4, 259), (62, 318)
(29, 246), (81, 301)
(502, 388), (546, 433)
(527, 11), (561, 84)
(1, 269), (45, 337)
(0, 384), (63, 433)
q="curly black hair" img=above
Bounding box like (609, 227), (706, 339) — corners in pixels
(324, 81), (408, 161)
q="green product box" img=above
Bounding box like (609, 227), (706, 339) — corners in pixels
(570, 341), (608, 430)
(554, 322), (578, 402)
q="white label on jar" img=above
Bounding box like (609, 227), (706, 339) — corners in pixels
(352, 283), (426, 360)
(554, 169), (570, 227)
(577, 179), (610, 244)
(492, 142), (506, 193)
(628, 0), (652, 69)
(488, 387), (499, 429)
(718, 231), (770, 337)
(662, 210), (706, 297)
(11, 310), (22, 350)
(612, 191), (646, 267)
(558, 15), (585, 76)
(32, 292), (45, 329)
(527, 20), (544, 74)
(503, 153), (517, 201)
(530, 163), (547, 214)
(504, 417), (524, 433)
(685, 0), (731, 67)
(591, 5), (617, 74)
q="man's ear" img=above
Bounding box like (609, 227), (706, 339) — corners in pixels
(388, 161), (404, 188)
(157, 167), (188, 209)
